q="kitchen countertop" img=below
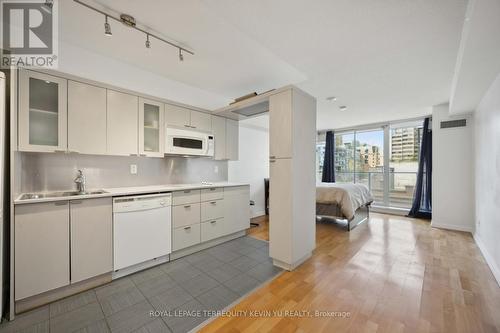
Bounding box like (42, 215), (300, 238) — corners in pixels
(14, 182), (250, 205)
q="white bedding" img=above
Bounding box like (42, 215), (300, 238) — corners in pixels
(316, 182), (374, 220)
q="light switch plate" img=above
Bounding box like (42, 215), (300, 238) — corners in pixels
(130, 164), (138, 175)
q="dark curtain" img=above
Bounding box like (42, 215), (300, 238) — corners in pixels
(408, 117), (432, 219)
(321, 131), (335, 183)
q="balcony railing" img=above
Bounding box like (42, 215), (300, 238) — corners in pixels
(317, 171), (418, 209)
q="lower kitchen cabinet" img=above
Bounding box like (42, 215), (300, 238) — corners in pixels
(224, 186), (250, 234)
(171, 186), (250, 252)
(201, 218), (228, 242)
(173, 224), (201, 251)
(70, 198), (113, 283)
(15, 201), (70, 300)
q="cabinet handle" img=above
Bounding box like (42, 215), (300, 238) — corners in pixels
(210, 220), (217, 224)
(269, 156), (276, 159)
(129, 153), (138, 156)
(71, 200), (83, 204)
(140, 154), (147, 157)
(184, 125), (191, 128)
(54, 149), (66, 153)
(184, 226), (191, 230)
(68, 150), (80, 154)
(183, 190), (191, 193)
(270, 160), (276, 163)
(210, 201), (217, 205)
(209, 188), (216, 191)
(54, 201), (68, 206)
(184, 205), (191, 208)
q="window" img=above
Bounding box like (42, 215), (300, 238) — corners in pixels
(316, 120), (423, 209)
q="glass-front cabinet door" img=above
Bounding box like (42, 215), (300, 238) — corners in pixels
(19, 70), (68, 152)
(139, 98), (164, 157)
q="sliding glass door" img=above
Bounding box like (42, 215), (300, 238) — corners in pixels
(317, 120), (423, 210)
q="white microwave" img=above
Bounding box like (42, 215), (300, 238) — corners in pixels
(165, 127), (214, 157)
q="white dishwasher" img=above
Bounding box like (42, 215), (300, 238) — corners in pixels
(113, 193), (172, 271)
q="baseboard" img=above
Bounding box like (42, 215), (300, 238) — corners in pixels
(251, 210), (266, 218)
(431, 222), (474, 233)
(272, 252), (311, 271)
(473, 233), (500, 287)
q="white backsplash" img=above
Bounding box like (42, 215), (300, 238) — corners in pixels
(20, 152), (228, 193)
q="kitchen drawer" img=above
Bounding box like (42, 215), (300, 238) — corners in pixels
(172, 189), (201, 206)
(200, 187), (223, 202)
(201, 199), (224, 222)
(201, 218), (228, 242)
(172, 203), (200, 228)
(173, 224), (200, 251)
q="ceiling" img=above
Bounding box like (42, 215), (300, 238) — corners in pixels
(59, 0), (468, 130)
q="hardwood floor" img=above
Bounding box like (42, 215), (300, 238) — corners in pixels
(246, 215), (269, 241)
(202, 213), (500, 333)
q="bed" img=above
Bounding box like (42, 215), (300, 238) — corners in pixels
(316, 183), (374, 231)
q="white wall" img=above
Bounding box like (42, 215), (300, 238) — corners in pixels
(431, 104), (475, 232)
(228, 123), (269, 218)
(474, 72), (500, 286)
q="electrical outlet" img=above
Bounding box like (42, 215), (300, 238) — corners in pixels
(214, 165), (219, 174)
(130, 164), (137, 175)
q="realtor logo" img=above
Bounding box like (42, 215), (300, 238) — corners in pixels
(1, 0), (58, 68)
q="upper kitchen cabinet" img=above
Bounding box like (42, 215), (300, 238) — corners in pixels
(165, 103), (190, 128)
(165, 103), (212, 132)
(107, 90), (139, 156)
(190, 110), (211, 132)
(269, 89), (292, 159)
(226, 118), (239, 160)
(68, 81), (107, 155)
(211, 116), (226, 160)
(18, 70), (67, 152)
(139, 98), (164, 157)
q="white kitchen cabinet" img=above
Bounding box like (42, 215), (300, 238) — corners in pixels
(165, 103), (191, 128)
(173, 224), (201, 251)
(165, 103), (212, 132)
(139, 98), (164, 157)
(190, 110), (212, 132)
(18, 70), (67, 153)
(15, 201), (70, 300)
(223, 186), (250, 233)
(201, 218), (228, 242)
(225, 119), (239, 161)
(70, 198), (113, 283)
(211, 116), (226, 160)
(172, 203), (201, 228)
(269, 158), (293, 263)
(68, 81), (107, 155)
(268, 88), (316, 270)
(107, 90), (138, 156)
(201, 200), (224, 222)
(269, 89), (292, 159)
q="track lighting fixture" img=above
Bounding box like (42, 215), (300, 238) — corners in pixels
(74, 0), (194, 61)
(104, 15), (112, 36)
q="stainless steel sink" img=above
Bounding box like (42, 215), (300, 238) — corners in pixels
(19, 190), (108, 200)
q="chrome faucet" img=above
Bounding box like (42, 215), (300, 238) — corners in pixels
(74, 169), (86, 194)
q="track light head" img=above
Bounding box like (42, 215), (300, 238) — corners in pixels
(179, 49), (184, 61)
(104, 16), (112, 36)
(145, 34), (151, 48)
(41, 0), (53, 13)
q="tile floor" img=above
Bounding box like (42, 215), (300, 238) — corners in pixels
(0, 236), (282, 333)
